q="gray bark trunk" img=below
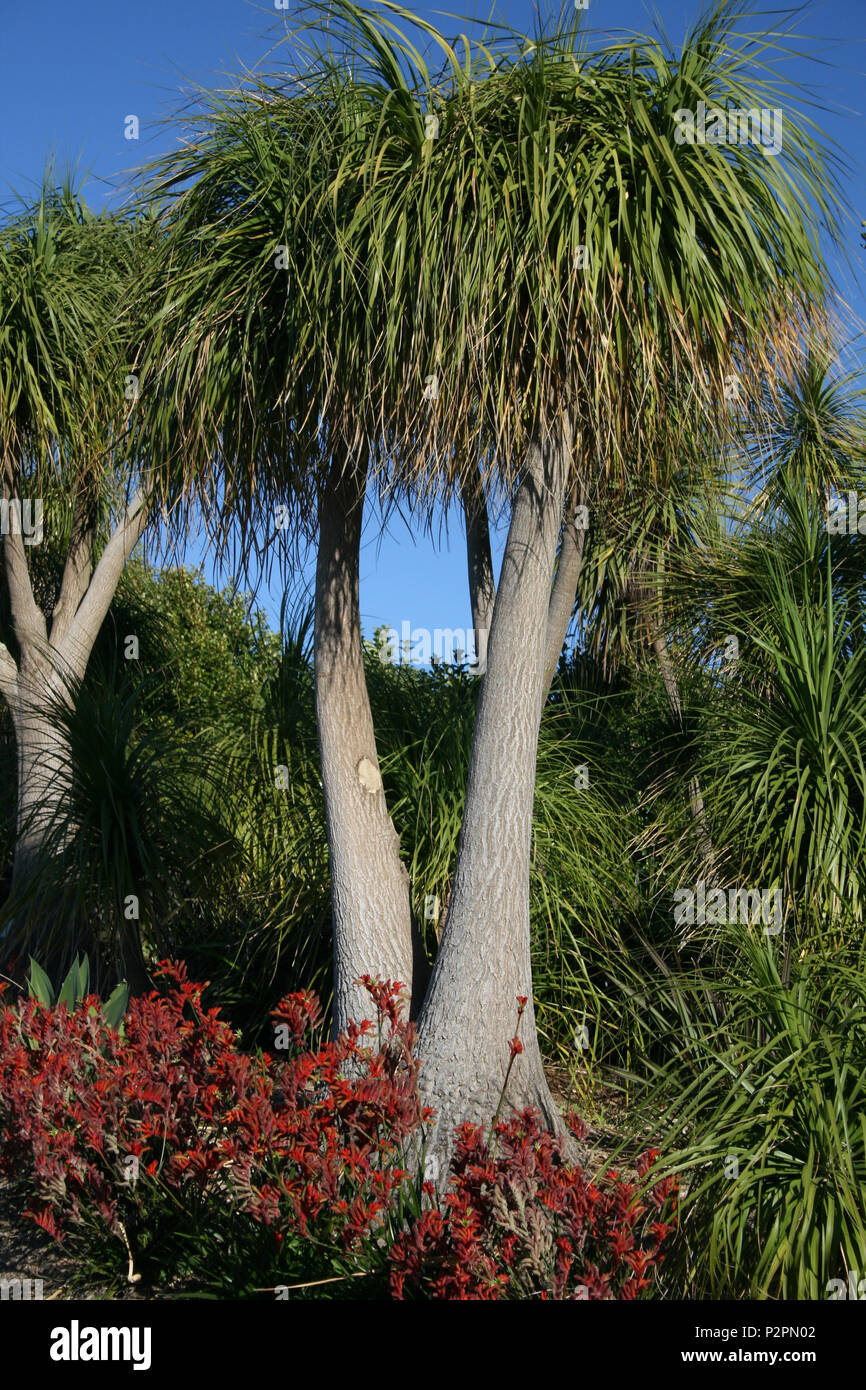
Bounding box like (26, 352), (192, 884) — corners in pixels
(315, 461), (425, 1033)
(10, 655), (73, 889)
(0, 480), (149, 976)
(540, 479), (586, 703)
(415, 424), (571, 1165)
(461, 464), (496, 675)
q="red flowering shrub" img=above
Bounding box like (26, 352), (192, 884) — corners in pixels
(389, 1112), (678, 1300)
(0, 966), (676, 1298)
(0, 960), (251, 1244)
(222, 976), (430, 1253)
(0, 962), (425, 1281)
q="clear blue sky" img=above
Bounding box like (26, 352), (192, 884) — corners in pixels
(2, 1), (864, 644)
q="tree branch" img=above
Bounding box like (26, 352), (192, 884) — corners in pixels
(0, 640), (18, 709)
(540, 420), (584, 702)
(50, 489), (96, 647)
(1, 477), (48, 656)
(55, 486), (149, 679)
(540, 509), (585, 702)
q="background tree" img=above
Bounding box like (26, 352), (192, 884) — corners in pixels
(0, 181), (155, 971)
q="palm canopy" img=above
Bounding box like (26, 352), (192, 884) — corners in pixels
(142, 0), (843, 539)
(743, 345), (866, 513)
(0, 178), (150, 493)
(143, 74), (339, 545)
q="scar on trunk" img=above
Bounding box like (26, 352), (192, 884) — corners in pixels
(356, 757), (382, 794)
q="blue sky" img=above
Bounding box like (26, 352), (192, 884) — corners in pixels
(2, 0), (864, 646)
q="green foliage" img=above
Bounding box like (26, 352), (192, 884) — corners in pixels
(101, 558), (281, 737)
(0, 178), (142, 473)
(630, 925), (866, 1299)
(26, 952), (128, 1028)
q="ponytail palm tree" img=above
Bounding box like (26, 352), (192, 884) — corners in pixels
(339, 0), (842, 1154)
(713, 532), (866, 929)
(744, 345), (866, 516)
(146, 0), (843, 1161)
(0, 180), (155, 967)
(145, 60), (439, 1029)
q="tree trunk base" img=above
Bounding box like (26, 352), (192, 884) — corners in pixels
(415, 997), (576, 1179)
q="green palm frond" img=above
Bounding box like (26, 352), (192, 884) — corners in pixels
(142, 0), (844, 546)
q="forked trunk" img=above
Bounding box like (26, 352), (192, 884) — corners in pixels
(1, 481), (150, 981)
(415, 424), (571, 1164)
(315, 460), (424, 1032)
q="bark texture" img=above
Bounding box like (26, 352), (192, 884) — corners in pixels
(415, 423), (571, 1162)
(10, 658), (73, 887)
(314, 461), (425, 1032)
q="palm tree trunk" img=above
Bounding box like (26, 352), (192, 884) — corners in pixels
(415, 423), (571, 1163)
(0, 482), (149, 978)
(540, 474), (586, 703)
(461, 462), (496, 674)
(315, 459), (426, 1031)
(11, 672), (71, 889)
(1, 648), (76, 978)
